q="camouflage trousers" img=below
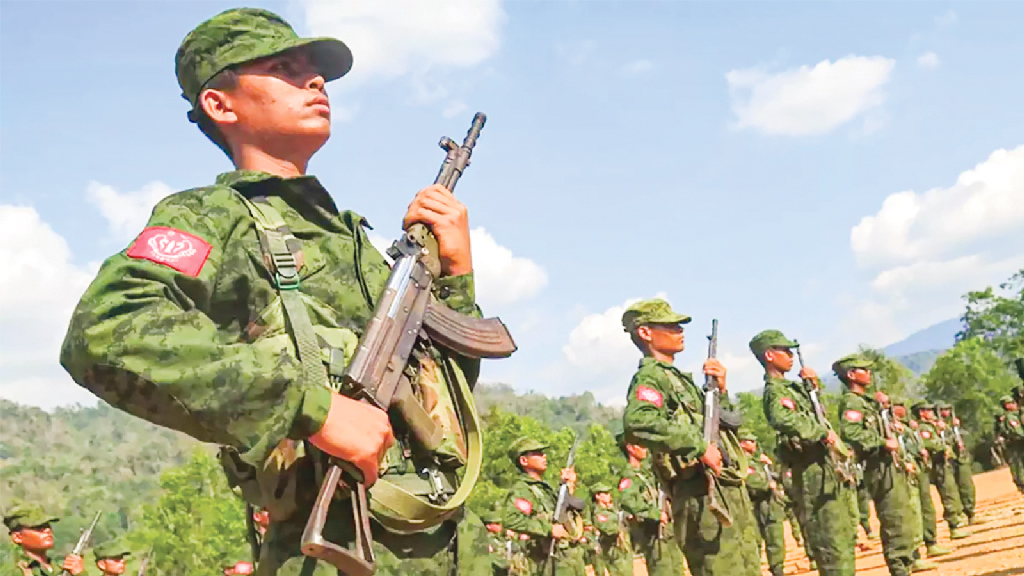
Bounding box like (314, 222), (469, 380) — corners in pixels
(530, 543), (586, 576)
(670, 477), (761, 576)
(864, 457), (916, 576)
(590, 537), (632, 576)
(790, 450), (857, 576)
(750, 495), (786, 576)
(906, 469), (924, 550)
(1010, 445), (1024, 492)
(856, 481), (872, 536)
(929, 458), (964, 529)
(951, 457), (976, 519)
(916, 467), (939, 546)
(628, 522), (683, 576)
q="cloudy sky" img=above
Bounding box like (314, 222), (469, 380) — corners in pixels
(2, 2), (1022, 409)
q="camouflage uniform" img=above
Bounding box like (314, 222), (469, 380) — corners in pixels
(2, 505), (74, 576)
(587, 483), (632, 576)
(738, 430), (785, 576)
(615, 461), (682, 576)
(622, 300), (760, 576)
(937, 403), (977, 522)
(752, 330), (856, 576)
(60, 9), (485, 576)
(834, 355), (915, 576)
(92, 539), (131, 576)
(995, 396), (1024, 493)
(917, 414), (966, 535)
(479, 509), (511, 576)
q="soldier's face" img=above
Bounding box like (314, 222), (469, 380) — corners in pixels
(640, 323), (685, 355)
(521, 451), (547, 473)
(1007, 402), (1019, 411)
(10, 524), (54, 551)
(626, 443), (648, 460)
(739, 439), (756, 454)
(893, 405), (906, 419)
(595, 492), (612, 506)
(940, 409), (951, 419)
(847, 368), (871, 387)
(97, 557), (127, 575)
(764, 348), (794, 372)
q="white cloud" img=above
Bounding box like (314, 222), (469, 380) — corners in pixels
(471, 228), (547, 310)
(87, 181), (173, 241)
(622, 59), (654, 75)
(301, 0), (505, 92)
(727, 56), (895, 136)
(0, 205), (98, 408)
(916, 52), (940, 70)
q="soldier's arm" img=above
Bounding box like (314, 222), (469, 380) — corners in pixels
(838, 396), (883, 455)
(617, 475), (659, 522)
(503, 487), (553, 539)
(623, 371), (707, 461)
(744, 457), (771, 498)
(59, 190), (331, 465)
(763, 383), (828, 441)
(918, 425), (942, 451)
(591, 508), (619, 537)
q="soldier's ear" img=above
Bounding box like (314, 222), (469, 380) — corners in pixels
(10, 531), (23, 545)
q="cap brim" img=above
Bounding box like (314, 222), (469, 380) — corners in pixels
(300, 37), (353, 82)
(648, 314), (691, 325)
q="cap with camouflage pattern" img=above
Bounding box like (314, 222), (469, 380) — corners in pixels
(1000, 395), (1014, 405)
(93, 538), (132, 561)
(478, 507), (502, 525)
(508, 437), (548, 462)
(748, 329), (799, 358)
(3, 504), (59, 531)
(911, 400), (934, 414)
(590, 482), (614, 495)
(831, 354), (873, 380)
(936, 402), (952, 411)
(176, 8), (353, 113)
(736, 428), (758, 443)
(621, 298), (691, 332)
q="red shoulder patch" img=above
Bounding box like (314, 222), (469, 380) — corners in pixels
(921, 431), (931, 439)
(637, 386), (663, 408)
(596, 514), (608, 523)
(747, 466), (756, 476)
(514, 498), (533, 515)
(618, 478), (631, 491)
(780, 397), (796, 410)
(127, 227), (212, 277)
(844, 410), (863, 422)
(1012, 420), (1020, 427)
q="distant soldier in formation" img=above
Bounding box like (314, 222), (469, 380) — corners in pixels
(3, 504), (85, 576)
(502, 437), (586, 576)
(936, 403), (980, 525)
(623, 299), (760, 575)
(893, 399), (949, 568)
(737, 429), (786, 576)
(92, 539), (131, 576)
(834, 354), (918, 576)
(751, 330), (856, 576)
(995, 395), (1024, 494)
(907, 401), (956, 559)
(587, 483), (632, 576)
(614, 433), (681, 576)
(915, 404), (970, 540)
(480, 508), (512, 576)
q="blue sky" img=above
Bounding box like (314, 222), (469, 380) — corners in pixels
(2, 1), (1022, 408)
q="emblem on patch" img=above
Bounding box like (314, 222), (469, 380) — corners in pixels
(844, 410), (863, 422)
(780, 397), (796, 410)
(747, 466), (755, 476)
(921, 431), (931, 439)
(127, 226), (212, 277)
(637, 386), (663, 408)
(514, 498), (533, 515)
(618, 478), (631, 491)
(597, 514), (608, 523)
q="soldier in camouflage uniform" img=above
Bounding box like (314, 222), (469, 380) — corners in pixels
(614, 434), (682, 576)
(995, 395), (1024, 494)
(834, 354), (917, 576)
(622, 299), (760, 576)
(59, 8), (490, 576)
(3, 505), (86, 576)
(737, 429), (785, 576)
(750, 330), (856, 576)
(502, 437), (586, 576)
(480, 508), (511, 576)
(916, 404), (970, 540)
(936, 403), (980, 525)
(587, 483), (632, 576)
(893, 400), (946, 569)
(908, 402), (956, 558)
(92, 539), (131, 576)
(855, 468), (875, 541)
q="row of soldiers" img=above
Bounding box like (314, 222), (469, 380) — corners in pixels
(2, 505), (130, 576)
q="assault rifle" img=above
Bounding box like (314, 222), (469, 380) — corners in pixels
(136, 551), (151, 576)
(656, 488), (668, 540)
(61, 512), (100, 576)
(794, 344), (858, 486)
(763, 463), (787, 501)
(950, 408), (965, 454)
(549, 436), (584, 558)
(702, 319), (733, 526)
(879, 407), (903, 468)
(300, 113), (517, 576)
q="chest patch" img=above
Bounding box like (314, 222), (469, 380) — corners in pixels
(636, 386), (663, 408)
(921, 431), (932, 439)
(596, 514), (608, 523)
(844, 410), (863, 422)
(514, 498), (533, 515)
(127, 226), (212, 277)
(618, 478), (631, 491)
(747, 466), (756, 476)
(780, 397), (796, 410)
(1012, 420), (1020, 427)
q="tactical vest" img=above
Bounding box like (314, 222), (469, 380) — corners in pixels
(219, 193), (483, 536)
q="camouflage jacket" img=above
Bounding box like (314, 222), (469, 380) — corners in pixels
(616, 464), (661, 524)
(762, 375), (829, 449)
(838, 390), (886, 459)
(502, 472), (557, 540)
(743, 450), (772, 501)
(60, 170), (479, 466)
(917, 421), (948, 458)
(588, 502), (626, 549)
(8, 549), (84, 576)
(623, 357), (709, 462)
(996, 410), (1024, 443)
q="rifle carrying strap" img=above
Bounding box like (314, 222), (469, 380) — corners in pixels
(236, 193), (483, 532)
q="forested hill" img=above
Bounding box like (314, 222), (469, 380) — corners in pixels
(473, 382), (624, 434)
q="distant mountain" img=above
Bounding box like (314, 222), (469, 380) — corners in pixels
(884, 318), (961, 357)
(895, 349), (944, 376)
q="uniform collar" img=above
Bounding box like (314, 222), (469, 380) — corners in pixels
(16, 548), (52, 571)
(216, 170), (338, 212)
(638, 356), (678, 371)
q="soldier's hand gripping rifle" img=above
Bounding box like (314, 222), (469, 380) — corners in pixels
(549, 436), (584, 558)
(950, 407), (965, 454)
(300, 113), (517, 576)
(879, 407), (904, 469)
(702, 319), (734, 527)
(655, 487), (669, 540)
(794, 344), (858, 486)
(763, 463), (787, 501)
(60, 512), (100, 576)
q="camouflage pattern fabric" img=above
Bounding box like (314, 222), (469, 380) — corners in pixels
(743, 452), (786, 576)
(620, 298), (691, 331)
(616, 465), (682, 576)
(587, 501), (631, 576)
(941, 413), (977, 519)
(501, 471), (585, 576)
(995, 407), (1024, 492)
(918, 421), (964, 529)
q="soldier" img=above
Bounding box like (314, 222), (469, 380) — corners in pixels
(59, 8), (488, 575)
(750, 330), (857, 576)
(480, 508), (511, 576)
(622, 299), (760, 575)
(502, 437), (586, 576)
(614, 434), (681, 576)
(936, 403), (980, 525)
(588, 483), (632, 576)
(995, 395), (1024, 494)
(737, 429), (785, 576)
(916, 404), (970, 540)
(3, 504), (86, 576)
(854, 465), (876, 541)
(93, 539), (131, 576)
(834, 354), (917, 576)
(893, 399), (947, 569)
(907, 402), (955, 558)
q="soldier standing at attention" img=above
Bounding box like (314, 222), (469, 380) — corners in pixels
(917, 405), (970, 540)
(502, 437), (585, 576)
(995, 395), (1024, 494)
(622, 299), (760, 576)
(834, 354), (918, 576)
(614, 434), (681, 576)
(908, 402), (957, 557)
(92, 540), (131, 576)
(737, 429), (786, 576)
(893, 400), (947, 569)
(750, 330), (856, 576)
(3, 505), (86, 576)
(936, 403), (980, 526)
(587, 483), (632, 576)
(480, 509), (511, 576)
(59, 8), (489, 575)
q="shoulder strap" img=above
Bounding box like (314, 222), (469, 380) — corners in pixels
(17, 560), (33, 576)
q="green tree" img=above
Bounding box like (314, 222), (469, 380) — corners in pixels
(859, 347), (919, 399)
(959, 268), (1024, 361)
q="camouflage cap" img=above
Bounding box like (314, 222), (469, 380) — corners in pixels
(936, 402), (953, 411)
(890, 396), (907, 407)
(831, 354), (873, 379)
(93, 538), (131, 561)
(1000, 395), (1015, 405)
(911, 400), (934, 414)
(478, 507), (502, 525)
(748, 329), (798, 358)
(736, 428), (758, 442)
(508, 437), (547, 462)
(621, 299), (691, 332)
(590, 482), (614, 495)
(3, 504), (58, 531)
(176, 8), (353, 110)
